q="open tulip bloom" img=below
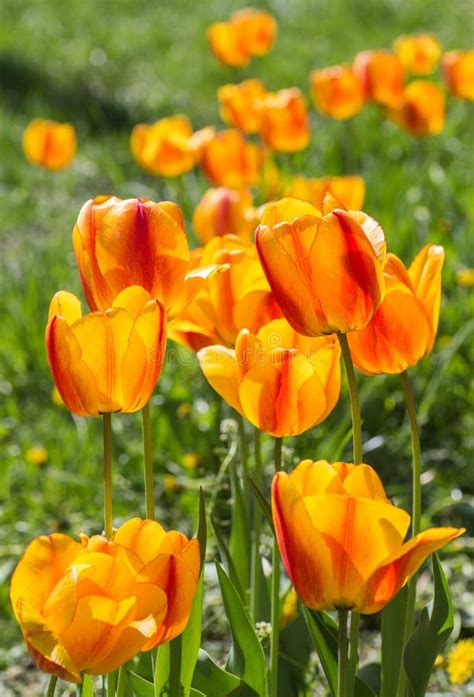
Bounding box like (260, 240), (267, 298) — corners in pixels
(272, 460), (464, 614)
(197, 318), (341, 437)
(10, 518), (200, 683)
(46, 286), (166, 416)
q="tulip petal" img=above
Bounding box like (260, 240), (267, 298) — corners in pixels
(197, 346), (243, 414)
(409, 244), (444, 339)
(10, 533), (83, 617)
(113, 518), (167, 565)
(272, 472), (334, 610)
(48, 291), (82, 324)
(362, 527), (464, 614)
(13, 599), (80, 683)
(46, 316), (102, 416)
(303, 494), (410, 608)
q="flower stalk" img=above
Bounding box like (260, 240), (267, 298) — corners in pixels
(142, 401), (155, 520)
(103, 413), (113, 539)
(270, 436), (283, 697)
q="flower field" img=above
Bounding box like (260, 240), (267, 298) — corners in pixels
(0, 1), (473, 695)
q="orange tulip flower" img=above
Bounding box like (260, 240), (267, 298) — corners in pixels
(389, 81), (445, 137)
(72, 196), (219, 318)
(353, 50), (405, 108)
(10, 518), (199, 683)
(272, 460), (464, 613)
(256, 198), (385, 336)
(285, 175), (365, 211)
(46, 286), (166, 417)
(310, 65), (364, 120)
(257, 88), (310, 152)
(442, 50), (474, 100)
(207, 21), (251, 68)
(231, 8), (277, 57)
(218, 79), (267, 133)
(207, 8), (276, 67)
(198, 319), (341, 437)
(201, 130), (262, 188)
(130, 116), (197, 177)
(393, 33), (442, 75)
(348, 244), (444, 374)
(170, 236), (281, 351)
(22, 119), (76, 170)
(193, 188), (256, 244)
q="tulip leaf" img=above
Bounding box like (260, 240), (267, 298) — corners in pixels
(357, 663), (381, 694)
(279, 613), (313, 696)
(154, 489), (207, 697)
(192, 649), (245, 695)
(404, 554), (454, 697)
(380, 584), (409, 697)
(303, 608), (376, 697)
(246, 474), (274, 532)
(230, 462), (251, 595)
(215, 562), (268, 697)
(189, 690), (206, 697)
(302, 607), (338, 696)
(128, 671), (154, 697)
(211, 515), (247, 603)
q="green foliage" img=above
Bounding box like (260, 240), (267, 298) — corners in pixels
(404, 554), (455, 697)
(380, 585), (409, 697)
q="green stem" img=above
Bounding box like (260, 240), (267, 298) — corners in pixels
(169, 635), (182, 696)
(237, 414), (250, 514)
(337, 333), (362, 464)
(46, 675), (58, 697)
(337, 609), (349, 697)
(103, 413), (113, 539)
(116, 665), (127, 697)
(270, 437), (283, 697)
(250, 428), (263, 621)
(347, 612), (360, 695)
(400, 371), (422, 536)
(142, 401), (155, 520)
(396, 371), (423, 697)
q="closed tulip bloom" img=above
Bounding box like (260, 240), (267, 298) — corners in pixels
(348, 244), (444, 374)
(257, 88), (310, 152)
(353, 50), (405, 108)
(207, 21), (251, 67)
(256, 198), (385, 336)
(46, 286), (166, 416)
(201, 130), (262, 188)
(193, 188), (256, 244)
(442, 50), (474, 100)
(286, 175), (365, 211)
(310, 65), (364, 120)
(72, 196), (218, 318)
(130, 116), (196, 177)
(10, 518), (199, 683)
(22, 119), (76, 170)
(393, 33), (442, 75)
(231, 8), (277, 56)
(170, 236), (281, 351)
(198, 319), (341, 437)
(218, 79), (267, 133)
(272, 460), (464, 613)
(389, 81), (445, 137)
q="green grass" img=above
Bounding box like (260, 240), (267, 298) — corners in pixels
(0, 0), (473, 694)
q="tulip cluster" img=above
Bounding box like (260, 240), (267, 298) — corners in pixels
(310, 36), (472, 137)
(14, 7), (468, 697)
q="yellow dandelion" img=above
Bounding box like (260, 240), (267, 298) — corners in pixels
(181, 452), (201, 470)
(447, 638), (474, 685)
(280, 590), (298, 629)
(456, 269), (474, 287)
(163, 474), (179, 494)
(25, 446), (48, 466)
(176, 403), (191, 419)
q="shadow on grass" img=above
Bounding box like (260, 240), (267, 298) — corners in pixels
(0, 51), (134, 132)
